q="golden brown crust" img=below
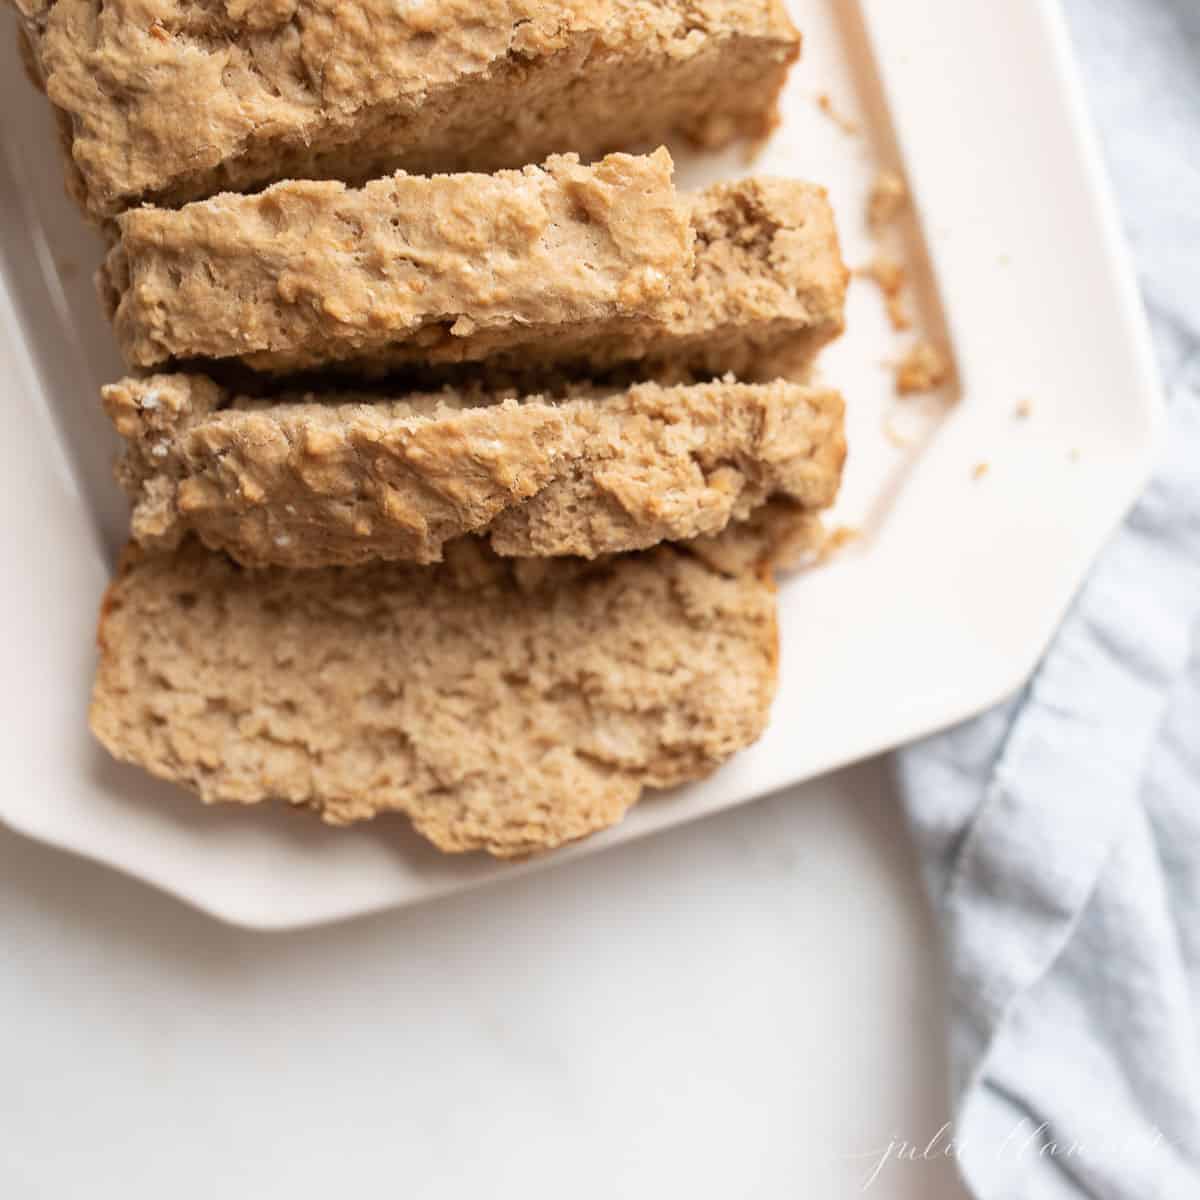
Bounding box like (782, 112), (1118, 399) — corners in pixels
(106, 150), (692, 370)
(22, 0), (800, 219)
(88, 514), (804, 857)
(103, 373), (846, 568)
(104, 174), (848, 380)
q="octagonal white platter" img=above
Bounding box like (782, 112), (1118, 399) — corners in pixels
(0, 0), (1162, 929)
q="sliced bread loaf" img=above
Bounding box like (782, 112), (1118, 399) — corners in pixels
(104, 373), (846, 568)
(89, 504), (816, 856)
(103, 172), (846, 379)
(19, 0), (800, 220)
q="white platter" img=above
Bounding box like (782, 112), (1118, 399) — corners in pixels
(0, 0), (1162, 929)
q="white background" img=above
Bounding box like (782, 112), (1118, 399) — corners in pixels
(0, 760), (967, 1198)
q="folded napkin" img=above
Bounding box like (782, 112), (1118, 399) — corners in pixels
(897, 1), (1200, 1196)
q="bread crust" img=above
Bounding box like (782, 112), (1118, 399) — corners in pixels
(103, 150), (693, 371)
(104, 373), (846, 568)
(20, 0), (800, 219)
(103, 172), (847, 379)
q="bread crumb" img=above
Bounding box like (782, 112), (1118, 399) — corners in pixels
(1015, 398), (1033, 419)
(816, 93), (859, 135)
(859, 255), (911, 331)
(885, 295), (911, 333)
(819, 525), (860, 563)
(895, 339), (950, 395)
(972, 462), (990, 481)
(867, 169), (907, 233)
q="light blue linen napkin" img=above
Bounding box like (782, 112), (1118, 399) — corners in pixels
(896, 1), (1200, 1196)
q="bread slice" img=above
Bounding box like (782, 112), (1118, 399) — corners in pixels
(89, 505), (817, 856)
(104, 172), (846, 379)
(102, 150), (693, 371)
(103, 373), (846, 569)
(19, 0), (800, 220)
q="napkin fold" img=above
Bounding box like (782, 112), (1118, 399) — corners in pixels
(896, 1), (1200, 1195)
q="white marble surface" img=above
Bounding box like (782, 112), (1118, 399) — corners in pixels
(0, 760), (967, 1199)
